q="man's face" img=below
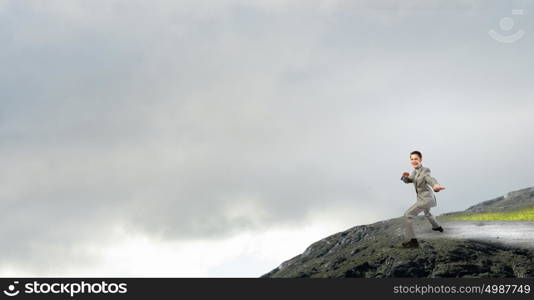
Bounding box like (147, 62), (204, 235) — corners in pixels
(410, 154), (422, 169)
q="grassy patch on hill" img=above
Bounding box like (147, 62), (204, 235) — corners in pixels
(438, 207), (534, 221)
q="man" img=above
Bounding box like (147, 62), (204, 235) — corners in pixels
(400, 150), (446, 248)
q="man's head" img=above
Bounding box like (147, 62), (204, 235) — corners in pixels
(410, 151), (422, 169)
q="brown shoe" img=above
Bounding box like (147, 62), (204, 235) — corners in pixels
(401, 238), (420, 248)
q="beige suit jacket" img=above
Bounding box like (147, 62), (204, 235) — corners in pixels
(401, 166), (440, 208)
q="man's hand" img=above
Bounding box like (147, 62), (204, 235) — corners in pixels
(402, 172), (410, 177)
(433, 185), (445, 192)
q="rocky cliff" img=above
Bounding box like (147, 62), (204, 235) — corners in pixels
(261, 186), (534, 278)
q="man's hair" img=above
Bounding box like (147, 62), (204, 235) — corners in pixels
(410, 150), (422, 159)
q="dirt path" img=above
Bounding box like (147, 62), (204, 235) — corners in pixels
(415, 220), (534, 249)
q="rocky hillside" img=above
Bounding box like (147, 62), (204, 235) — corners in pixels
(443, 186), (534, 216)
(261, 187), (534, 278)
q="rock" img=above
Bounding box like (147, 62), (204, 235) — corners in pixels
(261, 186), (534, 278)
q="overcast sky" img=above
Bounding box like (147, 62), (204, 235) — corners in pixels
(1, 0), (533, 277)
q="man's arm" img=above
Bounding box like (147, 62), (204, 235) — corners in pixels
(424, 168), (445, 192)
(401, 171), (414, 183)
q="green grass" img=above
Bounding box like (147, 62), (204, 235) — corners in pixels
(438, 206), (534, 221)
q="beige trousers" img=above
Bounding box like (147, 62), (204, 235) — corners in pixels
(404, 202), (440, 240)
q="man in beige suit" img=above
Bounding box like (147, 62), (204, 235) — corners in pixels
(400, 151), (445, 248)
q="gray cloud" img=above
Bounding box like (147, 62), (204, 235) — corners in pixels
(0, 0), (533, 274)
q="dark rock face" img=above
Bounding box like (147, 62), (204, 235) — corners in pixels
(262, 218), (534, 278)
(261, 186), (534, 278)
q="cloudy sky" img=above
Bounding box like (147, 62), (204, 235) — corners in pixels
(1, 0), (533, 277)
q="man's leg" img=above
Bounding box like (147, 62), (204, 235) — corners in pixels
(404, 203), (424, 241)
(423, 208), (440, 228)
